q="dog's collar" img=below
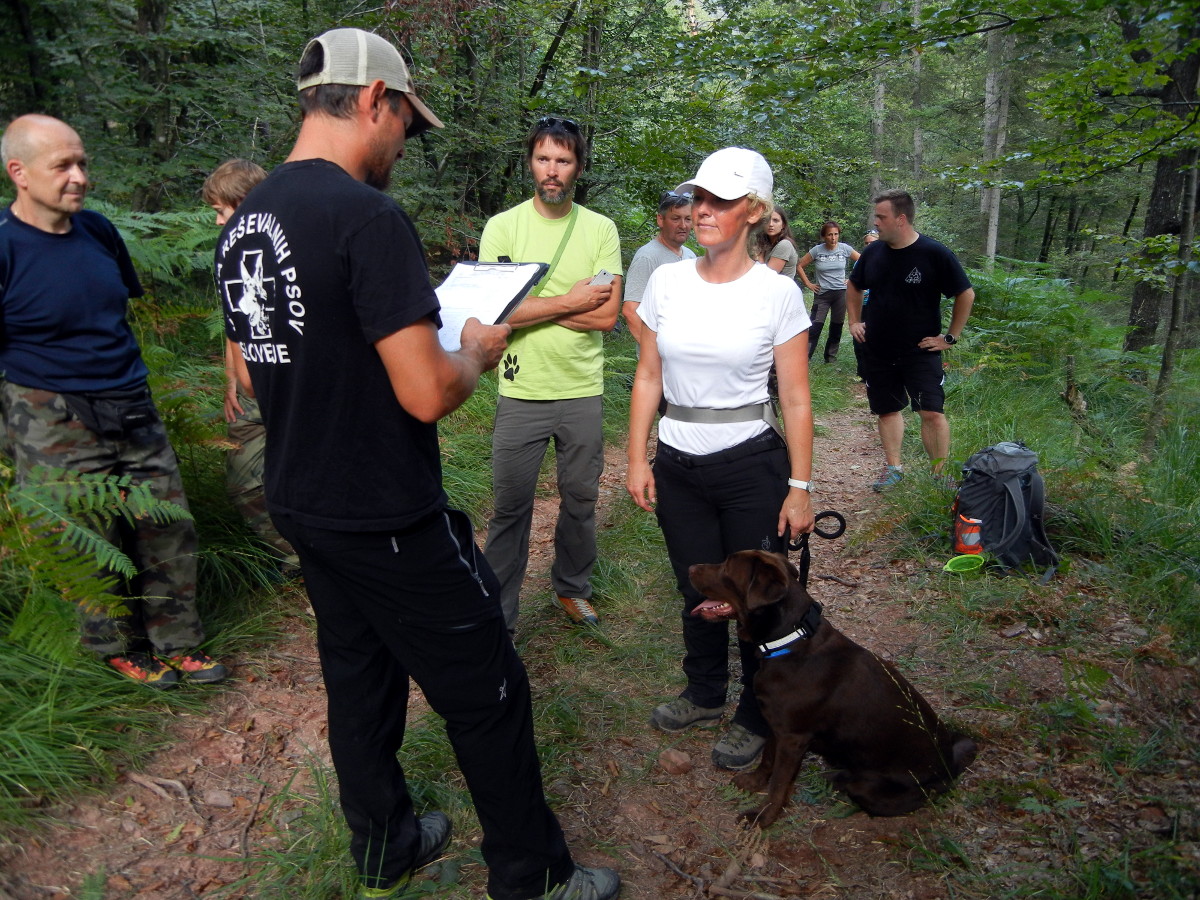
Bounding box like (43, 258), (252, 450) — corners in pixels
(758, 601), (823, 658)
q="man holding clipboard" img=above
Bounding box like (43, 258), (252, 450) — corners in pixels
(479, 116), (623, 631)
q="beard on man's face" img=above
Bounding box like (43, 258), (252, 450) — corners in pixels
(536, 178), (573, 205)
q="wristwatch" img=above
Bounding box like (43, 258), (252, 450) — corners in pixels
(787, 478), (812, 492)
(943, 333), (958, 345)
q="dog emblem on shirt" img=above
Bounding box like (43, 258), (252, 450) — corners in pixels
(223, 249), (276, 340)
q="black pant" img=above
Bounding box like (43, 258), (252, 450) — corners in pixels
(652, 431), (789, 737)
(274, 509), (574, 899)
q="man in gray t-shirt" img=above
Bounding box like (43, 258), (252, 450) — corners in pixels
(622, 191), (696, 345)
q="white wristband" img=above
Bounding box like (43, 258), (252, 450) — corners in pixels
(788, 478), (812, 492)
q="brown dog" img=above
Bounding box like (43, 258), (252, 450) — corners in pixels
(689, 550), (977, 825)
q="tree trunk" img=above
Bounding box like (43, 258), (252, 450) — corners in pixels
(574, 2), (605, 208)
(130, 0), (172, 212)
(1038, 194), (1059, 263)
(869, 0), (889, 220)
(1063, 195), (1080, 255)
(5, 0), (48, 111)
(1143, 148), (1197, 451)
(1114, 188), (1141, 283)
(981, 30), (1013, 268)
(910, 0), (923, 190)
(1122, 19), (1200, 352)
(1125, 150), (1190, 349)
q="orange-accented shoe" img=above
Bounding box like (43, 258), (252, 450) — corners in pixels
(164, 650), (229, 684)
(108, 652), (180, 688)
(556, 595), (599, 626)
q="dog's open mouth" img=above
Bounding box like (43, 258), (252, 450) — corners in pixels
(693, 599), (734, 619)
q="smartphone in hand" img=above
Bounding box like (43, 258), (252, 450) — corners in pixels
(590, 269), (615, 286)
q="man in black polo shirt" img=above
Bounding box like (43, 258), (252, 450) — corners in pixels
(847, 189), (975, 491)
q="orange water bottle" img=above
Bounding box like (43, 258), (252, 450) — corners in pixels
(954, 514), (983, 555)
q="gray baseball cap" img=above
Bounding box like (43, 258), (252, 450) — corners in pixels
(297, 28), (444, 137)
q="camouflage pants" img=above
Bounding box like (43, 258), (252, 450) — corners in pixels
(225, 393), (298, 571)
(1, 381), (204, 656)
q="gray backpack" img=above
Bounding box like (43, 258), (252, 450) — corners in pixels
(953, 442), (1059, 581)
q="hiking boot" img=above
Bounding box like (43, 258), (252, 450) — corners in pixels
(488, 864), (620, 900)
(359, 811), (452, 898)
(650, 697), (723, 733)
(712, 723), (766, 771)
(556, 595), (600, 626)
(871, 465), (904, 492)
(165, 650), (229, 684)
(108, 652), (179, 688)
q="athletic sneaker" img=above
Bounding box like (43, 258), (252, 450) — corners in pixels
(871, 465), (904, 492)
(712, 723), (766, 771)
(556, 595), (600, 626)
(650, 696), (723, 733)
(107, 652), (179, 688)
(488, 864), (620, 900)
(165, 651), (229, 684)
(359, 811), (452, 898)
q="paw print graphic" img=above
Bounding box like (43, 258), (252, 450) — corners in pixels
(503, 353), (520, 382)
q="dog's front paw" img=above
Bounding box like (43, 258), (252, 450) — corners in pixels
(733, 769), (770, 793)
(739, 804), (781, 828)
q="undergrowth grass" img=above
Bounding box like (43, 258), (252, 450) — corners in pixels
(4, 274), (1198, 897)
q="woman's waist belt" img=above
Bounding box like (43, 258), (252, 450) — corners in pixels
(663, 401), (781, 436)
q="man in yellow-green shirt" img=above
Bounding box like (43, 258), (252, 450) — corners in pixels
(479, 117), (622, 630)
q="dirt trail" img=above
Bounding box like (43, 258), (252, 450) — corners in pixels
(6, 383), (1163, 899)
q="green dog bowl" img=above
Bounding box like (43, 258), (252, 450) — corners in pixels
(943, 554), (985, 576)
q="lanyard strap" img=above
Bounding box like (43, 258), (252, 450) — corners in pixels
(529, 205), (579, 297)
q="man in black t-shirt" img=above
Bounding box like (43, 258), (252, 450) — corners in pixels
(214, 28), (618, 900)
(846, 190), (975, 492)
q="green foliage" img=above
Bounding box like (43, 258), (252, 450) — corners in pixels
(0, 648), (197, 826)
(0, 463), (190, 662)
(875, 271), (1200, 654)
(93, 201), (220, 293)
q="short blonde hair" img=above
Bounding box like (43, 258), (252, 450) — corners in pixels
(202, 159), (267, 209)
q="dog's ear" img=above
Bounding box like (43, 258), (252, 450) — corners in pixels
(744, 552), (791, 612)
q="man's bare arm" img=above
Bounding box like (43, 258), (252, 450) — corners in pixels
(375, 317), (509, 423)
(558, 275), (622, 332)
(846, 283), (866, 342)
(504, 277), (613, 329)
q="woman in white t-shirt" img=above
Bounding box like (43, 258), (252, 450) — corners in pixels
(626, 147), (815, 772)
(797, 221), (860, 363)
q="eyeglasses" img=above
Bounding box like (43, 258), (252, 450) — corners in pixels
(660, 190), (692, 202)
(536, 116), (580, 133)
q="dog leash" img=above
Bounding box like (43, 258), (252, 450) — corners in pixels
(760, 511), (846, 659)
(787, 510), (846, 589)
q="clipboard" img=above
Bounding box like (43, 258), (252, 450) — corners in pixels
(435, 261), (549, 351)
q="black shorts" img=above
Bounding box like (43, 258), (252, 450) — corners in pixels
(862, 348), (946, 415)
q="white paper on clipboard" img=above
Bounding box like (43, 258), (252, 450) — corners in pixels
(435, 261), (549, 351)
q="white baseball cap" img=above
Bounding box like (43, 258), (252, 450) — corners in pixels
(297, 28), (444, 137)
(675, 147), (773, 201)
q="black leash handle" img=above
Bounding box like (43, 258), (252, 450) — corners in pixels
(786, 510), (847, 588)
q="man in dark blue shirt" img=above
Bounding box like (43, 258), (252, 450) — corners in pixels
(0, 114), (225, 687)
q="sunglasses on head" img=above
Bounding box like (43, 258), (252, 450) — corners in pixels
(660, 190), (692, 202)
(536, 116), (580, 133)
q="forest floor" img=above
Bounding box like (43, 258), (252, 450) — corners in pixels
(1, 383), (1197, 899)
